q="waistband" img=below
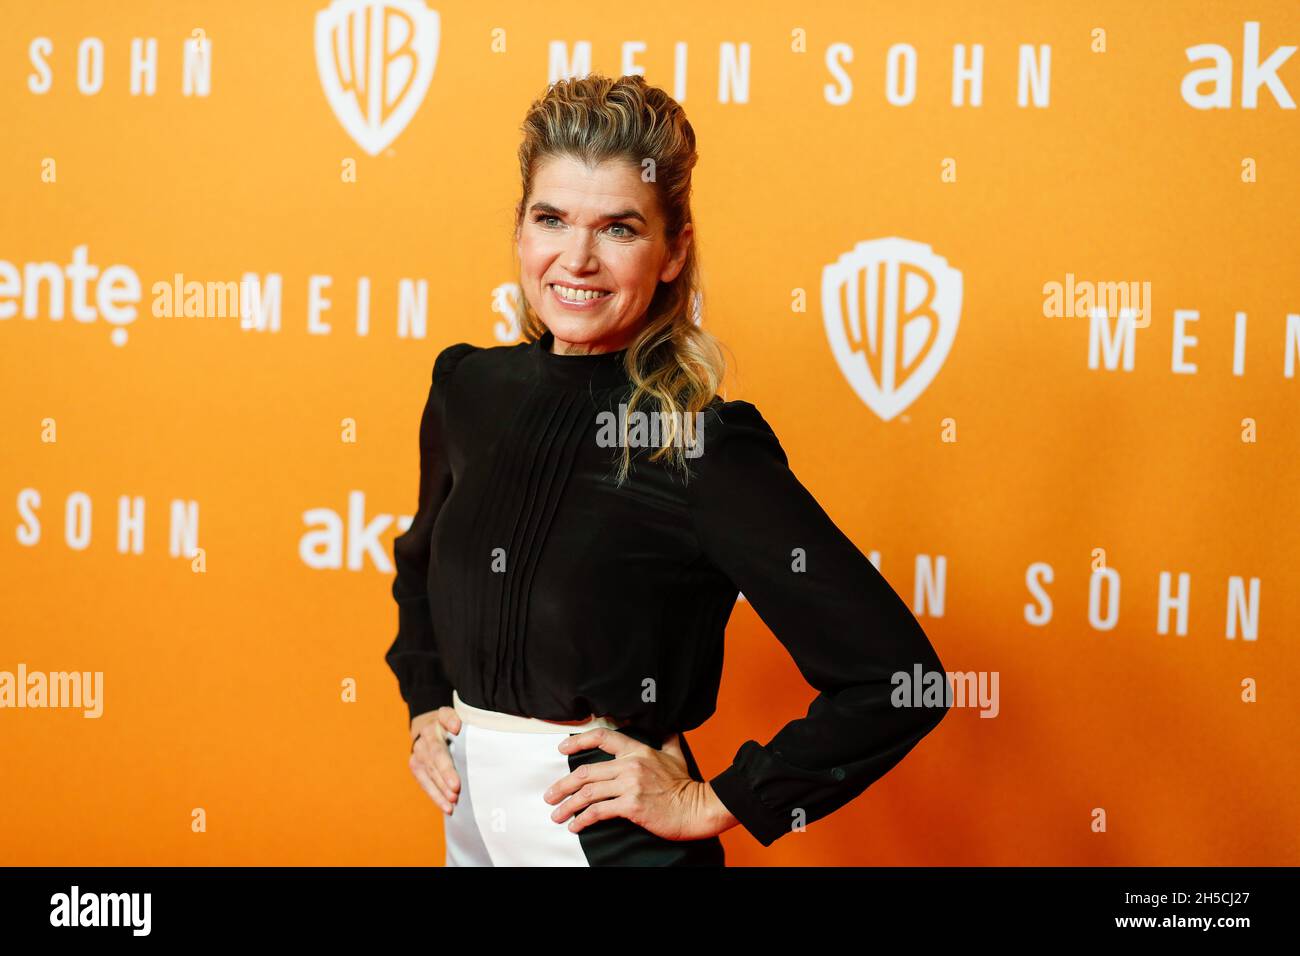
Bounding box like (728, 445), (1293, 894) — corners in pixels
(452, 689), (631, 734)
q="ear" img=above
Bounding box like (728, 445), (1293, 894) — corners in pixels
(659, 222), (693, 284)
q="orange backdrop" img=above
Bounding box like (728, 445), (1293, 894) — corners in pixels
(2, 0), (1298, 866)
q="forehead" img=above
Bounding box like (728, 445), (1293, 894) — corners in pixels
(530, 154), (659, 218)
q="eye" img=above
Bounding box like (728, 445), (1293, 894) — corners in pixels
(534, 213), (561, 227)
(608, 222), (637, 237)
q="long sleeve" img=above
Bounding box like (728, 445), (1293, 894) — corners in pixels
(686, 400), (950, 847)
(385, 343), (475, 724)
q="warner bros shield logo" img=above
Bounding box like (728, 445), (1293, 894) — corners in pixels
(315, 0), (440, 155)
(821, 238), (962, 421)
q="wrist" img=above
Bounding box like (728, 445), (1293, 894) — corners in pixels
(701, 781), (739, 835)
(410, 709), (441, 740)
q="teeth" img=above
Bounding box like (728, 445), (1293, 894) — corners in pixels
(552, 284), (611, 301)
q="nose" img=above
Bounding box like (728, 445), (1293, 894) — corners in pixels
(562, 228), (599, 274)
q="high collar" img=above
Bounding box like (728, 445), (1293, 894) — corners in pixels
(532, 329), (632, 391)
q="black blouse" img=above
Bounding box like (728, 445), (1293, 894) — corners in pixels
(386, 329), (949, 847)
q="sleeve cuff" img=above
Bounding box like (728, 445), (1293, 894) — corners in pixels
(405, 683), (455, 724)
(707, 761), (794, 848)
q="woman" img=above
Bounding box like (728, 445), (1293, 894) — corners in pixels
(386, 74), (949, 866)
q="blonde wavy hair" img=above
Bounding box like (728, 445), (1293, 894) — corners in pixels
(513, 73), (730, 487)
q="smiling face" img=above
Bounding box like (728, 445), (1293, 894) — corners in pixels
(516, 153), (692, 355)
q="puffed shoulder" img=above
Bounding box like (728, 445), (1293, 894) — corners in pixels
(699, 398), (784, 447)
(431, 341), (480, 389)
(694, 398), (790, 472)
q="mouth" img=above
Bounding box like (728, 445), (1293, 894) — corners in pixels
(548, 282), (614, 308)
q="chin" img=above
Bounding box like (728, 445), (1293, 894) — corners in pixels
(544, 314), (607, 343)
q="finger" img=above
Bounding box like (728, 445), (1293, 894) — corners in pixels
(567, 795), (630, 834)
(437, 705), (463, 737)
(416, 736), (461, 797)
(542, 758), (621, 805)
(411, 734), (459, 800)
(409, 756), (453, 814)
(558, 727), (634, 759)
(550, 778), (622, 824)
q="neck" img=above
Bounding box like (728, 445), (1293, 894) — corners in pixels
(532, 329), (633, 391)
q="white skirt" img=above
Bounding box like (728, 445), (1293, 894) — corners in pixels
(441, 690), (725, 866)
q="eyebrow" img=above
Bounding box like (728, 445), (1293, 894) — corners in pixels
(528, 201), (647, 226)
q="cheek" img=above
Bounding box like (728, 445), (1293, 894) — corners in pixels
(610, 249), (659, 296)
(518, 235), (551, 278)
